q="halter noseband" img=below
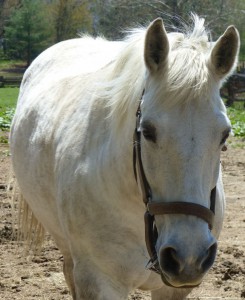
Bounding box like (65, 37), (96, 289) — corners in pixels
(133, 91), (216, 275)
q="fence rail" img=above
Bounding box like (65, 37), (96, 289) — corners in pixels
(0, 62), (244, 107)
(220, 61), (245, 106)
(237, 60), (245, 74)
(0, 76), (22, 88)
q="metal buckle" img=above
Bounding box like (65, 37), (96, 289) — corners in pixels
(145, 257), (161, 274)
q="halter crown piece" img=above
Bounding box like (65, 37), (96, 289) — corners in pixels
(133, 90), (216, 274)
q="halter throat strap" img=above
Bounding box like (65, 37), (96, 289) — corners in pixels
(133, 91), (216, 274)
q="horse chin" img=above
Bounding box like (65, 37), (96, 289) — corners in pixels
(160, 272), (202, 289)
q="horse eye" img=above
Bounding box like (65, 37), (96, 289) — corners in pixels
(142, 123), (157, 143)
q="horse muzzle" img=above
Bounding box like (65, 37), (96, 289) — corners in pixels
(158, 238), (217, 288)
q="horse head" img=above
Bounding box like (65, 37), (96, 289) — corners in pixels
(137, 17), (240, 288)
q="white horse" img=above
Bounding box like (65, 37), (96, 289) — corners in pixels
(10, 15), (239, 299)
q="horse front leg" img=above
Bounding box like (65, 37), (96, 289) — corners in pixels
(73, 260), (129, 300)
(63, 254), (76, 299)
(151, 285), (192, 300)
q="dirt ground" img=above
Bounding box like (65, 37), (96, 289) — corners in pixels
(0, 137), (244, 300)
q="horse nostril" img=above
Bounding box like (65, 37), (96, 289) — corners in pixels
(160, 247), (181, 276)
(201, 242), (217, 273)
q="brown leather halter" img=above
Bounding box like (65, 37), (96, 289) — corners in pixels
(133, 91), (216, 275)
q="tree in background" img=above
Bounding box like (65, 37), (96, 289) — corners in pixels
(0, 0), (21, 38)
(4, 0), (53, 66)
(91, 0), (166, 39)
(50, 0), (92, 42)
(91, 0), (244, 60)
(1, 0), (244, 63)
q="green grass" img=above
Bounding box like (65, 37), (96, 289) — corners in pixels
(0, 108), (15, 131)
(0, 87), (19, 111)
(227, 106), (245, 137)
(0, 88), (19, 133)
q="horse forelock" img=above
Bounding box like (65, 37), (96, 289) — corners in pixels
(162, 45), (211, 107)
(163, 15), (213, 105)
(101, 15), (215, 126)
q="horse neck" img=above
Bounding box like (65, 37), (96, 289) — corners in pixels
(105, 106), (140, 201)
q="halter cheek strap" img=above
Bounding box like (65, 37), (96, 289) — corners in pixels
(133, 92), (216, 275)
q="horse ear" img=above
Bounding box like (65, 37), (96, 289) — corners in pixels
(144, 18), (169, 73)
(209, 26), (240, 78)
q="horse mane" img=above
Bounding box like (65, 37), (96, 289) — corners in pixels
(98, 15), (213, 125)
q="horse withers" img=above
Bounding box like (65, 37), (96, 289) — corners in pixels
(10, 15), (240, 299)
